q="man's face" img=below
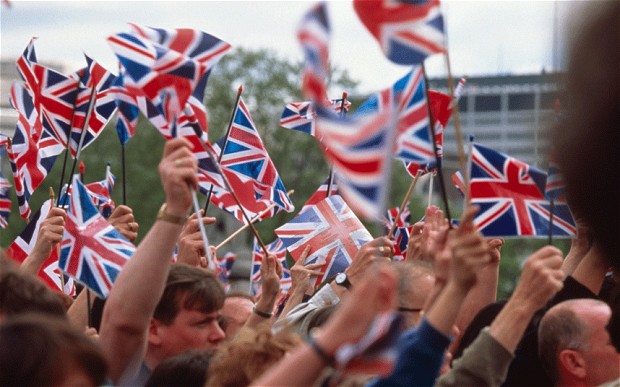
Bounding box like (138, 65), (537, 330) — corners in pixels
(157, 308), (225, 358)
(220, 297), (254, 337)
(580, 305), (620, 385)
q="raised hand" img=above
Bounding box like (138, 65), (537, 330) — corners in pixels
(108, 205), (139, 242)
(176, 211), (216, 268)
(346, 237), (394, 286)
(158, 137), (198, 218)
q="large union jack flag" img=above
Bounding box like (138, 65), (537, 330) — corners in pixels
(353, 0), (445, 65)
(315, 104), (393, 219)
(298, 2), (330, 102)
(69, 55), (118, 157)
(210, 97), (294, 223)
(8, 82), (63, 219)
(468, 143), (576, 237)
(6, 199), (76, 295)
(250, 238), (292, 297)
(59, 177), (135, 298)
(275, 195), (372, 287)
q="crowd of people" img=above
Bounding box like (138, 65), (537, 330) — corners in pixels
(1, 2), (619, 386)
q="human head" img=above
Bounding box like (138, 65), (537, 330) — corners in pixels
(554, 1), (620, 270)
(220, 292), (255, 337)
(0, 313), (107, 387)
(147, 265), (226, 367)
(394, 260), (435, 328)
(0, 260), (67, 322)
(206, 326), (302, 386)
(145, 350), (212, 387)
(538, 299), (620, 386)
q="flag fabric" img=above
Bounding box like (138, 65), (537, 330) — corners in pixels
(467, 143), (576, 237)
(16, 38), (39, 106)
(59, 167), (116, 218)
(250, 238), (292, 296)
(129, 23), (232, 136)
(209, 97), (294, 223)
(6, 199), (76, 295)
(280, 97), (352, 137)
(0, 171), (11, 228)
(275, 195), (373, 287)
(111, 69), (140, 145)
(391, 226), (412, 261)
(8, 82), (63, 219)
(298, 2), (330, 102)
(215, 251), (236, 288)
(28, 63), (80, 147)
(59, 177), (135, 298)
(107, 32), (207, 126)
(384, 203), (411, 232)
(545, 152), (566, 202)
(299, 177), (338, 215)
(353, 0), (445, 65)
(335, 312), (404, 377)
(314, 104), (393, 219)
(69, 55), (118, 157)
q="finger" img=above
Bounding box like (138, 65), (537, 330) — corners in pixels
(163, 137), (194, 158)
(299, 245), (312, 260)
(303, 262), (326, 270)
(458, 206), (479, 235)
(306, 270), (324, 276)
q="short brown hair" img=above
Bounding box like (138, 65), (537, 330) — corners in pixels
(0, 313), (107, 387)
(153, 265), (225, 325)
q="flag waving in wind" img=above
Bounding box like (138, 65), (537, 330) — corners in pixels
(59, 176), (135, 298)
(353, 0), (445, 65)
(298, 2), (330, 102)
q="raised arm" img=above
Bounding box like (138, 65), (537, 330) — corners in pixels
(99, 138), (199, 383)
(19, 206), (66, 276)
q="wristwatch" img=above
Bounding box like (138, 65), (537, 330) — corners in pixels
(156, 203), (186, 225)
(335, 272), (352, 290)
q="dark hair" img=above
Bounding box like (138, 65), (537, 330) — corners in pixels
(153, 265), (225, 325)
(555, 1), (620, 270)
(0, 264), (67, 319)
(145, 350), (212, 387)
(0, 313), (107, 387)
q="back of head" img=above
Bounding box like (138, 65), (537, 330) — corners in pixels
(538, 299), (607, 385)
(0, 313), (107, 387)
(0, 262), (67, 321)
(207, 326), (302, 386)
(154, 264), (225, 324)
(555, 1), (620, 270)
(145, 350), (212, 387)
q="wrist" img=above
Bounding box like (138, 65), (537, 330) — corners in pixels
(157, 203), (187, 225)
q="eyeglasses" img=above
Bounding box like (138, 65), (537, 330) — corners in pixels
(398, 306), (423, 313)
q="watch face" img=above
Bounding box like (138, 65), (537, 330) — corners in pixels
(335, 273), (346, 284)
(336, 273), (347, 284)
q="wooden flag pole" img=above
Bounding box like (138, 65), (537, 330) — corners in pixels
(422, 65), (452, 225)
(204, 85), (243, 213)
(326, 91), (348, 198)
(388, 170), (422, 238)
(444, 52), (469, 190)
(215, 189), (294, 251)
(61, 87), (97, 208)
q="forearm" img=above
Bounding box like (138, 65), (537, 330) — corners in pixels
(19, 247), (51, 276)
(426, 282), (468, 336)
(487, 297), (537, 353)
(67, 289), (90, 329)
(455, 263), (499, 337)
(279, 286), (307, 319)
(100, 219), (183, 382)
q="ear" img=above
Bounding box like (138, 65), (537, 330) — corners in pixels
(559, 349), (586, 379)
(148, 318), (162, 346)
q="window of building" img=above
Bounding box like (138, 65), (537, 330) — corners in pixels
(508, 93), (535, 110)
(474, 95), (501, 112)
(458, 96), (468, 112)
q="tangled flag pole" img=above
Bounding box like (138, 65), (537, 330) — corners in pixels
(204, 85), (243, 213)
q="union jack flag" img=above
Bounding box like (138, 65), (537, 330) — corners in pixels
(250, 238), (292, 296)
(210, 97), (294, 223)
(0, 171), (11, 228)
(384, 203), (411, 232)
(107, 31), (207, 125)
(353, 0), (445, 65)
(6, 199), (76, 295)
(300, 177), (338, 215)
(215, 251), (236, 288)
(298, 2), (330, 102)
(111, 69), (140, 145)
(29, 63), (80, 147)
(545, 152), (566, 202)
(275, 195), (372, 287)
(467, 143), (575, 237)
(129, 24), (232, 136)
(8, 82), (63, 219)
(17, 38), (39, 103)
(59, 176), (135, 298)
(280, 97), (352, 137)
(315, 104), (393, 219)
(68, 55), (117, 157)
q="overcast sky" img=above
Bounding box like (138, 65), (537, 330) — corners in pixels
(1, 1), (585, 95)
